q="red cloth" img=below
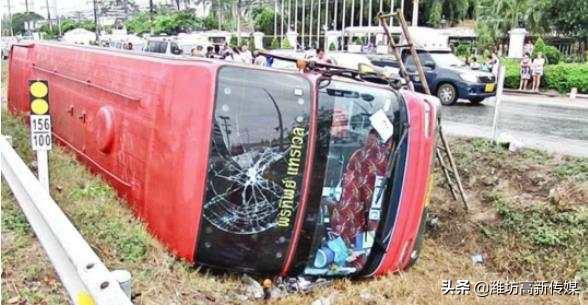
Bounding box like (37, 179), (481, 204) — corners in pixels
(330, 133), (393, 245)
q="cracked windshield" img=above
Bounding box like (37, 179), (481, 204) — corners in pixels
(303, 79), (402, 276)
(197, 66), (311, 273)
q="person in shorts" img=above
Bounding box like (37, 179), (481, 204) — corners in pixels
(519, 53), (532, 90)
(531, 53), (545, 92)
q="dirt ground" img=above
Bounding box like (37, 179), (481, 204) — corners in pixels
(1, 107), (586, 305)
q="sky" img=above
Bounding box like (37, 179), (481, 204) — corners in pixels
(2, 0), (173, 16)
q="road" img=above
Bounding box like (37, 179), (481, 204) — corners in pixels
(440, 94), (588, 157)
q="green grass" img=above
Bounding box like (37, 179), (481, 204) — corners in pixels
(440, 138), (588, 282)
(484, 191), (587, 281)
(554, 158), (588, 181)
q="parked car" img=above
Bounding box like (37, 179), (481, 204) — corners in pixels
(143, 37), (183, 56)
(398, 49), (496, 105)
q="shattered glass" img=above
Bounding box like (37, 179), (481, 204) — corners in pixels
(204, 146), (287, 234)
(197, 66), (311, 273)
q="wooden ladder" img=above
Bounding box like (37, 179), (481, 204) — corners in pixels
(378, 11), (469, 210)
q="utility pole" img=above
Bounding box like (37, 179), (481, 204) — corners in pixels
(379, 0), (383, 26)
(280, 0), (284, 41)
(287, 0), (291, 31)
(351, 0), (354, 28)
(301, 0), (305, 47)
(412, 0), (418, 26)
(24, 0), (29, 34)
(324, 0), (328, 30)
(45, 0), (52, 31)
(52, 0), (61, 36)
(309, 0), (314, 48)
(149, 0), (155, 34)
(93, 0), (99, 42)
(237, 0), (241, 45)
(295, 0), (298, 32)
(333, 0), (337, 31)
(341, 0), (345, 50)
(389, 0), (394, 27)
(359, 0), (363, 27)
(274, 0), (278, 38)
(7, 0), (14, 36)
(316, 0), (320, 47)
(368, 0), (373, 41)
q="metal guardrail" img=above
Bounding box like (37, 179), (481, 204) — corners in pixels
(0, 136), (133, 305)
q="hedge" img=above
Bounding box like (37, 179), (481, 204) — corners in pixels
(502, 58), (588, 93)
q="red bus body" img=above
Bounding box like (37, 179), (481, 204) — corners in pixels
(7, 42), (437, 277)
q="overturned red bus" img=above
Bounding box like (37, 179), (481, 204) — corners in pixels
(7, 42), (438, 277)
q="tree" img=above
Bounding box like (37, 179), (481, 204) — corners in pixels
(476, 0), (551, 39)
(9, 12), (44, 35)
(427, 0), (443, 28)
(203, 15), (219, 29)
(153, 10), (204, 35)
(125, 11), (152, 34)
(252, 6), (275, 34)
(60, 19), (79, 33)
(546, 0), (588, 37)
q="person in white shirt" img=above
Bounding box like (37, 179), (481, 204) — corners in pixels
(531, 53), (545, 92)
(239, 45), (253, 64)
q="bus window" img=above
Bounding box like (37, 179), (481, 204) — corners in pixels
(196, 66), (311, 274)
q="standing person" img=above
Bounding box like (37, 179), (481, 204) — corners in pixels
(523, 39), (534, 56)
(228, 47), (241, 62)
(469, 56), (480, 69)
(313, 48), (332, 64)
(240, 45), (253, 64)
(220, 43), (232, 59)
(519, 53), (532, 90)
(205, 46), (215, 58)
(191, 45), (204, 57)
(531, 53), (545, 92)
(490, 51), (499, 77)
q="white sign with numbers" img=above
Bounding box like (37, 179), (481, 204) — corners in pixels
(30, 115), (52, 150)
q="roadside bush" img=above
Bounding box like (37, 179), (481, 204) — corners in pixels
(281, 38), (291, 49)
(501, 58), (588, 93)
(270, 37), (279, 49)
(543, 63), (588, 93)
(502, 58), (520, 89)
(533, 37), (562, 64)
(542, 45), (562, 65)
(329, 42), (336, 51)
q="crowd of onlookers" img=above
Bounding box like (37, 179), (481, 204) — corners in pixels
(189, 43), (333, 67)
(463, 42), (545, 92)
(465, 51), (500, 77)
(190, 44), (254, 64)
